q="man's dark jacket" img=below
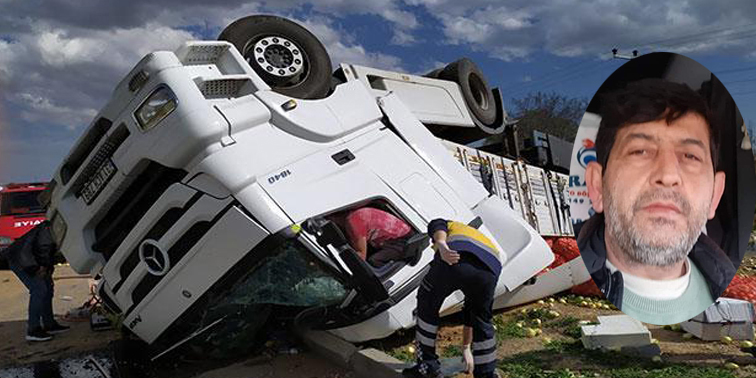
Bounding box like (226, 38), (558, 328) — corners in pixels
(577, 213), (736, 309)
(0, 221), (55, 274)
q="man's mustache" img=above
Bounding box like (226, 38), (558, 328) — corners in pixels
(631, 190), (691, 216)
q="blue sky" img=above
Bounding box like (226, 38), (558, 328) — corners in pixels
(0, 0), (755, 182)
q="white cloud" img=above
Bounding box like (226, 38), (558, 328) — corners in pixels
(412, 59), (447, 76)
(380, 8), (419, 29)
(0, 6), (406, 136)
(14, 93), (97, 130)
(0, 40), (20, 83)
(391, 29), (417, 46)
(409, 0), (756, 61)
(490, 46), (530, 62)
(297, 18), (405, 71)
(0, 22), (197, 132)
(440, 14), (493, 45)
(36, 30), (108, 67)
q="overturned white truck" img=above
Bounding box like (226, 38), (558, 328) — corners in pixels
(47, 15), (585, 359)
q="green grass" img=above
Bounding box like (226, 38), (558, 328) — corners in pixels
(501, 363), (586, 378)
(386, 343), (463, 363)
(493, 315), (526, 340)
(500, 361), (737, 378)
(441, 345), (463, 358)
(563, 323), (584, 339)
(522, 307), (559, 321)
(544, 316), (580, 329)
(498, 342), (738, 378)
(543, 339), (576, 354)
(386, 345), (415, 363)
(606, 366), (736, 378)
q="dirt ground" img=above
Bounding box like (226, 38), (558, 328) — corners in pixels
(0, 265), (120, 368)
(0, 265), (352, 378)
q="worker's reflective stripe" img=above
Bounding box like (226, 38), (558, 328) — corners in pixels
(416, 331), (436, 347)
(473, 352), (497, 365)
(472, 338), (496, 350)
(417, 317), (438, 334)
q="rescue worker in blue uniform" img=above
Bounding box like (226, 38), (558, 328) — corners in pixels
(403, 218), (501, 378)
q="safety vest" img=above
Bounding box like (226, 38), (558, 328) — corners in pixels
(444, 221), (502, 277)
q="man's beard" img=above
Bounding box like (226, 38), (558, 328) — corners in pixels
(604, 186), (709, 267)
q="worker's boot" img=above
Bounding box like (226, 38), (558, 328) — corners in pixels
(26, 328), (53, 342)
(45, 321), (71, 334)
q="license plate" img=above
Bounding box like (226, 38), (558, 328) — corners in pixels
(81, 159), (116, 204)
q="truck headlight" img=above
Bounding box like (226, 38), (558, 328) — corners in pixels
(0, 236), (12, 247)
(134, 86), (177, 131)
(51, 213), (67, 247)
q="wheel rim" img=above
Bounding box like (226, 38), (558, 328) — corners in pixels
(468, 72), (490, 111)
(249, 36), (305, 78)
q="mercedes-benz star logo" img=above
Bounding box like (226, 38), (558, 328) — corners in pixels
(139, 240), (170, 276)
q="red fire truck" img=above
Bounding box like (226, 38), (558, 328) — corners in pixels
(0, 182), (49, 266)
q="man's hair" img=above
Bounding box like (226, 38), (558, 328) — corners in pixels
(596, 78), (718, 172)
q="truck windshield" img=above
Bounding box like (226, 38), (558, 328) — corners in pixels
(218, 237), (347, 307)
(176, 236), (348, 357)
(0, 191), (45, 216)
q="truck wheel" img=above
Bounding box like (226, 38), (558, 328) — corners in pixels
(219, 15), (332, 99)
(423, 67), (444, 79)
(439, 58), (497, 126)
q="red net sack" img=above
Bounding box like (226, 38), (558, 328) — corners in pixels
(722, 274), (756, 309)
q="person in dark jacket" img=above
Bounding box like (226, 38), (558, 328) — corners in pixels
(1, 205), (69, 341)
(579, 78), (734, 324)
(403, 218), (501, 378)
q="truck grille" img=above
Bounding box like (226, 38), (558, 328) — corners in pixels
(128, 221), (213, 314)
(111, 193), (202, 294)
(71, 123), (130, 204)
(123, 202), (236, 318)
(92, 161), (187, 260)
(60, 118), (113, 185)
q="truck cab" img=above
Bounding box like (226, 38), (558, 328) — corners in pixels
(46, 16), (555, 359)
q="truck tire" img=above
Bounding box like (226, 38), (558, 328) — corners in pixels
(439, 58), (497, 126)
(423, 67), (444, 79)
(219, 15), (332, 99)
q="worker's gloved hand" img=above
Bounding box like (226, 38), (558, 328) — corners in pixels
(437, 242), (460, 265)
(462, 344), (473, 373)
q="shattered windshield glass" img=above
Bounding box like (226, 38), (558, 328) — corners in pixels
(215, 237), (346, 308)
(185, 237), (348, 358)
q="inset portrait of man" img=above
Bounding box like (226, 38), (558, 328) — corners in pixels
(577, 77), (742, 325)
